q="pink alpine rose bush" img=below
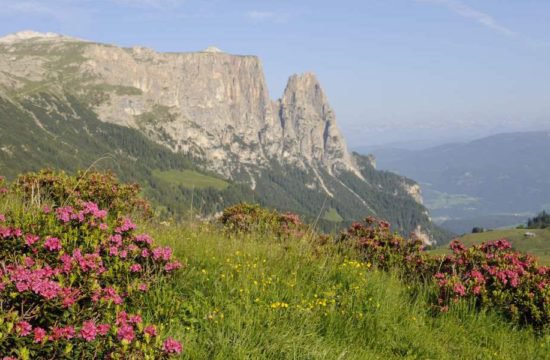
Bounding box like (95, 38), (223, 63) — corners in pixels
(0, 172), (183, 359)
(339, 218), (549, 330)
(339, 216), (430, 275)
(433, 239), (549, 329)
(220, 203), (306, 239)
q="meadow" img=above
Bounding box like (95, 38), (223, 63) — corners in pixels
(0, 171), (548, 359)
(149, 224), (549, 359)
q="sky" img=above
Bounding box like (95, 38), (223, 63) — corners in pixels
(1, 0), (549, 148)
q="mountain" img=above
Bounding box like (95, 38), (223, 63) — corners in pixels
(367, 131), (550, 234)
(0, 31), (445, 241)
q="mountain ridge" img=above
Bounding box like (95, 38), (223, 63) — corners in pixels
(0, 31), (445, 242)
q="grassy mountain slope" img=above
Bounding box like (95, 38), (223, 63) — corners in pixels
(0, 93), (254, 216)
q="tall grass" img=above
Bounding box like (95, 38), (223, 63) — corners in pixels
(143, 224), (549, 359)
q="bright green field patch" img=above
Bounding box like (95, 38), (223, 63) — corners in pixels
(323, 207), (343, 222)
(153, 169), (229, 190)
(431, 228), (550, 265)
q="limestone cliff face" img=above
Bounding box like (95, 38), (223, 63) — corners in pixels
(0, 33), (360, 181)
(277, 74), (361, 177)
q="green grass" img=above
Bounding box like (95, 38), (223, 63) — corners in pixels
(323, 207), (343, 222)
(152, 169), (229, 190)
(143, 224), (549, 359)
(431, 228), (550, 265)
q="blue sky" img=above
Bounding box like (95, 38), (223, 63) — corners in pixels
(1, 0), (549, 148)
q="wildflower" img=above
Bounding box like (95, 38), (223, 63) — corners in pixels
(98, 324), (111, 336)
(138, 283), (149, 292)
(44, 237), (62, 251)
(115, 217), (136, 233)
(152, 247), (172, 261)
(135, 233), (153, 245)
(129, 314), (143, 324)
(144, 325), (157, 337)
(117, 323), (135, 342)
(80, 320), (97, 342)
(163, 337), (183, 354)
(164, 261), (182, 272)
(453, 282), (466, 297)
(25, 234), (39, 246)
(56, 206), (74, 223)
(129, 263), (142, 273)
(16, 321), (32, 336)
(33, 327), (47, 343)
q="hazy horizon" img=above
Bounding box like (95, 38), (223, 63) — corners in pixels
(1, 0), (549, 148)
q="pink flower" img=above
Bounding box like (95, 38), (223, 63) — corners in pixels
(98, 324), (111, 336)
(43, 205), (52, 214)
(80, 320), (97, 342)
(117, 323), (135, 342)
(134, 234), (153, 245)
(0, 214), (4, 222)
(34, 327), (47, 343)
(25, 234), (39, 246)
(110, 234), (123, 247)
(115, 217), (136, 233)
(59, 288), (80, 308)
(152, 247), (172, 261)
(129, 314), (142, 324)
(23, 256), (35, 267)
(453, 282), (466, 297)
(138, 283), (148, 292)
(109, 246), (119, 256)
(56, 206), (74, 223)
(16, 321), (32, 336)
(144, 325), (157, 337)
(99, 223), (108, 231)
(165, 261), (182, 272)
(44, 237), (62, 251)
(163, 337), (183, 354)
(102, 287), (123, 305)
(129, 264), (142, 273)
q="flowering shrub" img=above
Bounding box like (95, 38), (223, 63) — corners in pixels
(339, 216), (430, 275)
(13, 169), (152, 218)
(0, 172), (182, 359)
(219, 203), (306, 239)
(340, 218), (550, 330)
(433, 239), (549, 329)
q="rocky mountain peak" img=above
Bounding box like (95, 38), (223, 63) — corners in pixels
(0, 30), (82, 43)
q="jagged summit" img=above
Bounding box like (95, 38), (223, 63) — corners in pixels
(0, 30), (83, 44)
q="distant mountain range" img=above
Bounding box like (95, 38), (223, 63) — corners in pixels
(0, 31), (447, 242)
(364, 131), (550, 233)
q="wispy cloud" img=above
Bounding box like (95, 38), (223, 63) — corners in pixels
(417, 0), (517, 37)
(245, 10), (288, 23)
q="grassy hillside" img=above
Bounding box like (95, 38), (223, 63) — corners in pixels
(147, 224), (548, 359)
(431, 228), (550, 265)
